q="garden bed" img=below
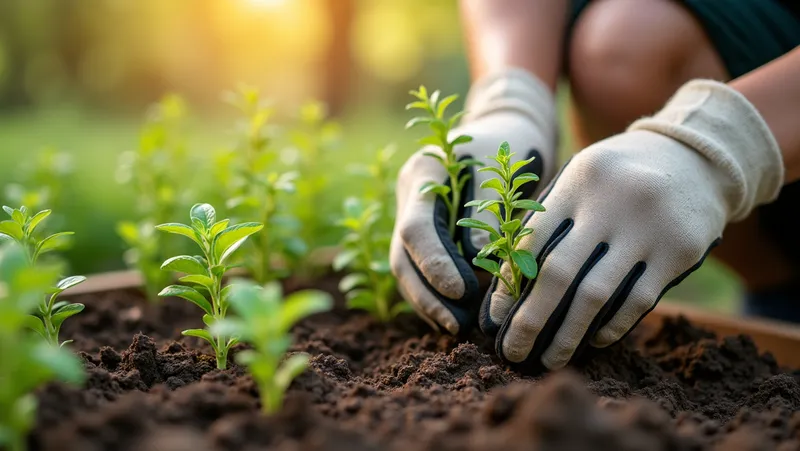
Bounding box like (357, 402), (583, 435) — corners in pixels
(28, 273), (800, 451)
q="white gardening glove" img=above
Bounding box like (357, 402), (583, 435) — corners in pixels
(481, 79), (784, 370)
(390, 68), (558, 335)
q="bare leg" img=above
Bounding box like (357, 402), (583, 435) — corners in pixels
(567, 0), (795, 291)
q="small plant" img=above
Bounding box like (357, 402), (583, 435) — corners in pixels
(156, 203), (263, 369)
(405, 86), (482, 238)
(219, 85), (306, 283)
(334, 197), (411, 322)
(212, 279), (332, 414)
(3, 147), (74, 228)
(117, 94), (196, 302)
(0, 242), (85, 451)
(0, 206), (85, 347)
(347, 144), (398, 232)
(456, 142), (544, 301)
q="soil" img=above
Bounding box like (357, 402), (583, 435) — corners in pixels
(28, 275), (800, 451)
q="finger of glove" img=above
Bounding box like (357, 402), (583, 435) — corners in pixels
(539, 245), (643, 370)
(497, 227), (597, 364)
(390, 230), (461, 334)
(396, 151), (476, 301)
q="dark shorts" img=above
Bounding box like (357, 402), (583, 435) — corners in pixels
(569, 0), (800, 322)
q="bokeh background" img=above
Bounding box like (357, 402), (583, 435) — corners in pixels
(0, 0), (741, 311)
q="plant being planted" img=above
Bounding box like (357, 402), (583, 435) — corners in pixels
(212, 279), (332, 413)
(334, 197), (411, 322)
(405, 86), (482, 238)
(0, 206), (85, 347)
(456, 142), (544, 301)
(0, 242), (85, 451)
(156, 203), (263, 369)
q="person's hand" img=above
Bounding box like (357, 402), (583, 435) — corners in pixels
(480, 80), (785, 370)
(390, 68), (558, 335)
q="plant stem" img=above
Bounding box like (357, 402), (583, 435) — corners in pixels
(502, 177), (521, 301)
(444, 142), (460, 238)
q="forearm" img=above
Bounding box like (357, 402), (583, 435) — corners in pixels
(730, 47), (800, 184)
(459, 0), (569, 90)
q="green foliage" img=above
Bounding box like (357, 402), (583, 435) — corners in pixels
(212, 279), (332, 414)
(406, 86), (483, 239)
(3, 148), (74, 231)
(157, 203), (263, 369)
(0, 206), (85, 347)
(334, 198), (410, 321)
(116, 94), (196, 302)
(456, 142), (545, 300)
(0, 243), (85, 451)
(217, 85), (306, 283)
(347, 144), (399, 232)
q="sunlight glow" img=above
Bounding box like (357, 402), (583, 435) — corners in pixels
(246, 0), (288, 8)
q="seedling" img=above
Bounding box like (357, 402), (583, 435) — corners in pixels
(212, 280), (332, 413)
(456, 142), (544, 300)
(117, 94), (196, 302)
(405, 86), (482, 238)
(220, 85), (306, 283)
(0, 206), (85, 347)
(156, 203), (263, 369)
(347, 144), (398, 231)
(334, 197), (411, 322)
(0, 243), (85, 451)
(3, 147), (74, 227)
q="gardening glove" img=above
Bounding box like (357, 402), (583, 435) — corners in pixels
(481, 79), (784, 370)
(390, 68), (558, 335)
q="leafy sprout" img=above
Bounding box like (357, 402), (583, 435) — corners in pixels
(0, 206), (85, 347)
(406, 86), (483, 238)
(456, 142), (545, 300)
(334, 198), (411, 322)
(212, 280), (332, 414)
(0, 242), (85, 451)
(156, 203), (263, 369)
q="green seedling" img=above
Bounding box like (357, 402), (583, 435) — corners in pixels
(334, 198), (411, 322)
(456, 142), (545, 301)
(347, 144), (399, 232)
(0, 206), (85, 347)
(406, 86), (482, 238)
(212, 280), (332, 414)
(156, 203), (263, 369)
(117, 94), (195, 302)
(220, 85), (306, 283)
(3, 147), (74, 227)
(0, 243), (85, 451)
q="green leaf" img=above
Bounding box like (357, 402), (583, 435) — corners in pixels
(346, 290), (378, 313)
(429, 119), (448, 137)
(339, 273), (369, 292)
(0, 220), (23, 241)
(369, 259), (391, 274)
(30, 341), (85, 385)
(24, 315), (47, 339)
(448, 111), (465, 128)
(154, 223), (202, 245)
(476, 199), (501, 213)
(274, 353), (310, 391)
(36, 231), (73, 256)
(159, 285), (213, 315)
(405, 100), (428, 111)
(333, 248), (359, 271)
(11, 208), (24, 225)
(459, 158), (484, 167)
(214, 223), (264, 263)
(280, 290), (333, 332)
(512, 199), (546, 212)
(26, 209), (51, 235)
(450, 135), (473, 146)
(405, 116), (431, 129)
(179, 274), (215, 290)
(161, 255), (208, 275)
(515, 227), (534, 245)
(418, 135), (443, 147)
(478, 165), (507, 178)
(510, 156), (537, 175)
(511, 250), (538, 279)
(472, 257), (500, 275)
(420, 182), (450, 197)
(456, 218), (498, 236)
(202, 314), (215, 327)
(477, 239), (505, 259)
(210, 219), (230, 237)
(51, 303), (85, 328)
(436, 94), (458, 118)
(182, 329), (217, 348)
(2, 205), (14, 217)
(190, 203), (216, 229)
(479, 178), (505, 194)
(501, 219), (521, 234)
(51, 275), (87, 296)
(498, 141), (511, 157)
(511, 173), (540, 191)
(422, 150), (445, 164)
(390, 301), (414, 318)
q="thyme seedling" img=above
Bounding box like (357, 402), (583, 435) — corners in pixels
(405, 86), (482, 238)
(157, 203), (263, 369)
(456, 142), (544, 300)
(0, 206), (85, 347)
(212, 280), (332, 413)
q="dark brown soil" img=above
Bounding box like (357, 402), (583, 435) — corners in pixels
(30, 276), (800, 451)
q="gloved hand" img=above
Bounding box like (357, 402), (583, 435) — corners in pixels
(390, 68), (558, 335)
(481, 79), (784, 370)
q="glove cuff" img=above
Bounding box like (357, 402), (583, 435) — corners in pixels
(628, 79), (784, 222)
(463, 67), (557, 145)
